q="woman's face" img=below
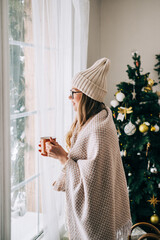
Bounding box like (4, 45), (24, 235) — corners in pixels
(69, 88), (82, 111)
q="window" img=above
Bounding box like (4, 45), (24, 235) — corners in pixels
(9, 1), (43, 239)
(8, 0), (89, 239)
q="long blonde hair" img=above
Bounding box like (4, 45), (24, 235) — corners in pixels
(66, 93), (106, 151)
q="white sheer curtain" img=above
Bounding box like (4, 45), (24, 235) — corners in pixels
(0, 0), (11, 239)
(32, 0), (90, 239)
(72, 0), (90, 74)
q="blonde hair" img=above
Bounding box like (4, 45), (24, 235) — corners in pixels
(66, 93), (106, 151)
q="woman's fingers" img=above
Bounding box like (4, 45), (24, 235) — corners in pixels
(45, 142), (54, 153)
(50, 137), (57, 145)
(41, 153), (47, 156)
(50, 137), (54, 141)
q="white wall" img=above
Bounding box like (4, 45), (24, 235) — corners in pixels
(87, 0), (101, 66)
(88, 0), (160, 106)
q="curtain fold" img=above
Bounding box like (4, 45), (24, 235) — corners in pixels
(0, 0), (11, 239)
(72, 0), (90, 74)
(32, 0), (90, 239)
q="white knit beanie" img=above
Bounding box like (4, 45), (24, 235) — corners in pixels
(72, 57), (110, 102)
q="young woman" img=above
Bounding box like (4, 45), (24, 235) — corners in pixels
(39, 58), (132, 240)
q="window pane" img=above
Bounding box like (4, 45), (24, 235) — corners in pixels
(9, 1), (43, 239)
(10, 115), (37, 188)
(10, 44), (36, 114)
(9, 0), (33, 44)
(11, 180), (43, 240)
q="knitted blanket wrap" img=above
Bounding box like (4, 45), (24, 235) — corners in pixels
(53, 107), (132, 240)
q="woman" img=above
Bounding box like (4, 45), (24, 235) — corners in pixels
(39, 58), (132, 240)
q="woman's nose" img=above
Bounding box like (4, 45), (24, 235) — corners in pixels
(68, 95), (72, 100)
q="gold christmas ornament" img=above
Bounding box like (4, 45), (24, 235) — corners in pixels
(150, 214), (159, 224)
(144, 78), (154, 92)
(151, 126), (156, 132)
(144, 85), (152, 92)
(139, 123), (149, 133)
(148, 78), (154, 86)
(118, 106), (133, 119)
(147, 195), (160, 208)
(150, 124), (159, 132)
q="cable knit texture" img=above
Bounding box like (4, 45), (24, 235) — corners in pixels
(53, 107), (132, 240)
(72, 58), (110, 102)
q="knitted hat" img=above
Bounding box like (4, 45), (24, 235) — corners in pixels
(72, 57), (110, 102)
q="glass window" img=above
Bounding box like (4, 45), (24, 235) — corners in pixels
(9, 0), (43, 239)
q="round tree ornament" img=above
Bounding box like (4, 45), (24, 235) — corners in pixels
(124, 121), (136, 135)
(110, 99), (119, 108)
(151, 126), (156, 132)
(116, 92), (125, 102)
(154, 124), (159, 132)
(150, 214), (159, 224)
(150, 166), (158, 174)
(148, 78), (154, 86)
(139, 123), (149, 133)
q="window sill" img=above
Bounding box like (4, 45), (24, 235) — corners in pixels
(11, 211), (43, 240)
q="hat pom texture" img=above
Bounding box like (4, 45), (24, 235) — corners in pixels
(72, 58), (110, 102)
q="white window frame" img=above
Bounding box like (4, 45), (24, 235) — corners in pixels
(0, 0), (11, 239)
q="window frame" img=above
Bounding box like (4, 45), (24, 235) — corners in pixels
(0, 0), (11, 239)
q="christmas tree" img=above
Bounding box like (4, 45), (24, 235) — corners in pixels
(110, 52), (160, 227)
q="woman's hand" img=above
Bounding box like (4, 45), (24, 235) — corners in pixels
(45, 137), (68, 165)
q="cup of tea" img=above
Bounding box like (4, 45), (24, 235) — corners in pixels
(40, 137), (56, 155)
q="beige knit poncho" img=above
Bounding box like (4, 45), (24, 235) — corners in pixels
(53, 107), (132, 240)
